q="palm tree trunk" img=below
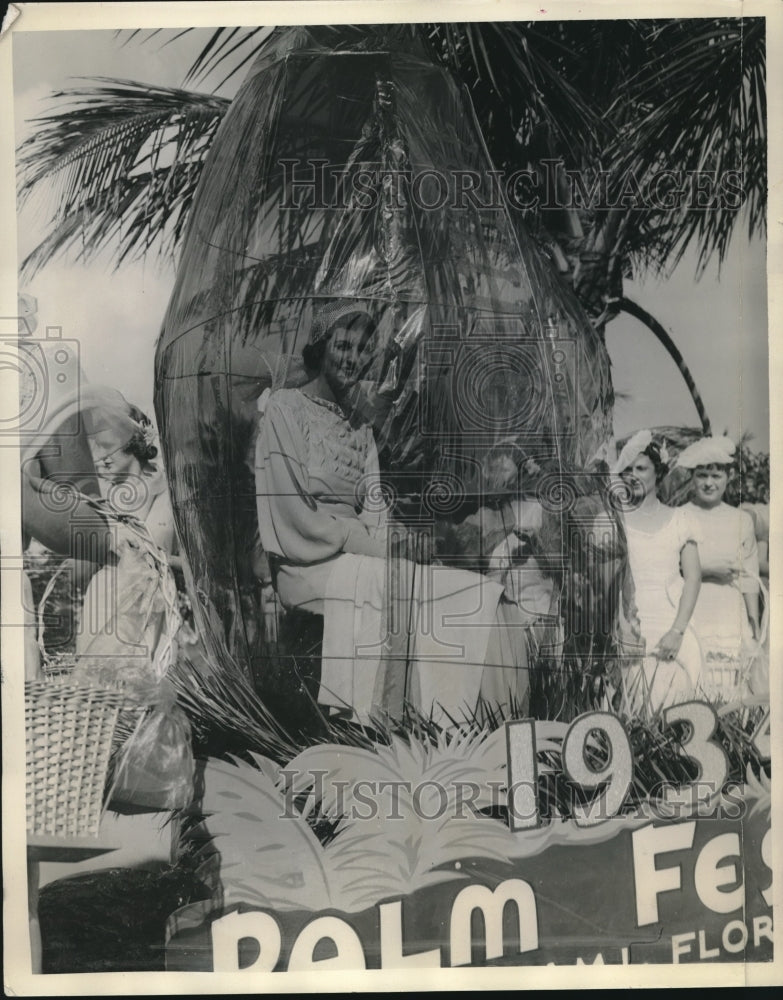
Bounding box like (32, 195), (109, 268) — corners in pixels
(619, 296), (711, 435)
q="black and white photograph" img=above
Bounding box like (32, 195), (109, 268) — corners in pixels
(1, 1), (779, 991)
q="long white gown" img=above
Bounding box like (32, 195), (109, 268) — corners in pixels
(254, 388), (527, 727)
(683, 501), (760, 701)
(622, 506), (704, 715)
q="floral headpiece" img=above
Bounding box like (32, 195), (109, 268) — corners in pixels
(135, 419), (156, 447)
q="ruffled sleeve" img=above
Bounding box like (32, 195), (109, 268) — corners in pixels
(255, 391), (384, 564)
(674, 505), (702, 551)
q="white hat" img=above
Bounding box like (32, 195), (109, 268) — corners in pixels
(309, 300), (375, 345)
(611, 429), (653, 474)
(676, 435), (735, 469)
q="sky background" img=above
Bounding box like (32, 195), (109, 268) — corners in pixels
(12, 26), (771, 452)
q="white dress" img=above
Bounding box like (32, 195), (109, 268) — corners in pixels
(622, 506), (704, 715)
(683, 501), (760, 701)
(254, 388), (527, 726)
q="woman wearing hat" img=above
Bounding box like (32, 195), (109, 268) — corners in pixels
(254, 302), (528, 727)
(75, 391), (179, 673)
(611, 430), (704, 715)
(30, 390), (184, 896)
(678, 436), (761, 701)
(85, 393), (176, 553)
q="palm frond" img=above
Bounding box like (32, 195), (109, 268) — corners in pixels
(19, 19), (766, 297)
(17, 79), (229, 276)
(190, 754), (338, 912)
(169, 650), (301, 764)
(603, 17), (766, 275)
(426, 21), (607, 168)
(182, 27), (275, 88)
(283, 741), (410, 819)
(172, 21), (608, 165)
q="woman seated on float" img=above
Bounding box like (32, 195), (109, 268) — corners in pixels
(254, 303), (529, 727)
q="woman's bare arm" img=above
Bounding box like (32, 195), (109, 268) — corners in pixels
(654, 540), (701, 659)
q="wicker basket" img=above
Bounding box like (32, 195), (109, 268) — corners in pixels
(25, 675), (136, 838)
